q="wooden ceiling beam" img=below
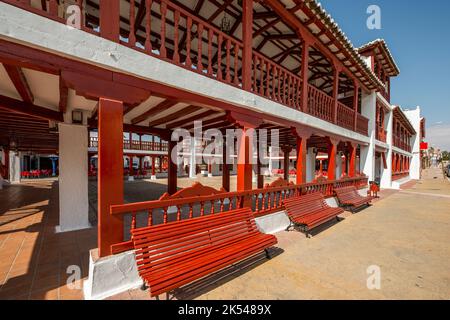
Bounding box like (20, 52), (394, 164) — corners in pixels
(147, 105), (202, 128)
(3, 64), (34, 103)
(0, 94), (63, 122)
(166, 109), (218, 129)
(131, 99), (179, 125)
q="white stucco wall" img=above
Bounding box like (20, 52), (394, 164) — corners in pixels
(380, 108), (393, 188)
(360, 91), (377, 181)
(9, 151), (21, 184)
(404, 107), (422, 180)
(57, 123), (90, 232)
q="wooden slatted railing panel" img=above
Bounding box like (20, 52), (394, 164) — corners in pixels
(356, 113), (369, 136)
(251, 51), (302, 110)
(109, 176), (368, 254)
(337, 102), (355, 131)
(307, 84), (334, 123)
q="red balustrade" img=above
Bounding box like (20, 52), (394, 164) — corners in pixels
(4, 0), (370, 136)
(376, 126), (387, 143)
(393, 136), (412, 152)
(89, 137), (168, 152)
(337, 102), (355, 131)
(109, 176), (368, 254)
(252, 52), (302, 110)
(356, 114), (369, 136)
(307, 84), (334, 123)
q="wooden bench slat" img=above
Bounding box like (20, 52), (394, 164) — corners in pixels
(335, 186), (373, 212)
(131, 207), (277, 297)
(283, 192), (344, 235)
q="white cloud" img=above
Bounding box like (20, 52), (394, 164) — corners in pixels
(427, 123), (450, 151)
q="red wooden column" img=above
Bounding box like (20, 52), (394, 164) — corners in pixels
(99, 0), (120, 42)
(348, 142), (357, 177)
(237, 128), (254, 207)
(128, 155), (133, 176)
(332, 67), (340, 124)
(283, 147), (291, 181)
(151, 156), (156, 176)
(353, 81), (359, 131)
(327, 138), (338, 180)
(167, 139), (177, 195)
(222, 140), (230, 192)
(295, 136), (307, 184)
(300, 40), (310, 112)
(98, 98), (124, 257)
(241, 0), (253, 91)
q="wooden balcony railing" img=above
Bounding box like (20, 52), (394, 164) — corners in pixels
(3, 0), (370, 136)
(393, 136), (412, 152)
(89, 137), (168, 152)
(336, 102), (355, 131)
(376, 126), (387, 143)
(307, 84), (334, 123)
(109, 176), (368, 254)
(252, 51), (302, 110)
(356, 114), (369, 136)
(392, 172), (409, 181)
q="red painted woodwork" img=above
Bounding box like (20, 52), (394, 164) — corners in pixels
(167, 139), (177, 195)
(98, 98), (124, 257)
(327, 140), (337, 181)
(356, 114), (369, 136)
(0, 94), (63, 122)
(252, 51), (302, 110)
(336, 101), (355, 131)
(110, 176), (368, 254)
(99, 0), (120, 42)
(353, 83), (359, 131)
(3, 65), (34, 103)
(348, 143), (357, 178)
(300, 41), (310, 113)
(237, 128), (253, 207)
(307, 84), (334, 123)
(335, 186), (373, 212)
(242, 0), (253, 90)
(284, 193), (344, 235)
(131, 208), (277, 298)
(283, 148), (291, 181)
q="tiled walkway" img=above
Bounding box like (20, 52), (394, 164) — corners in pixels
(0, 180), (96, 300)
(1, 170), (448, 300)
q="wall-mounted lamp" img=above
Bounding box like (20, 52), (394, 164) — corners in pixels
(72, 110), (83, 124)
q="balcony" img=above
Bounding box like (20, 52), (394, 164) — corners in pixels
(393, 136), (412, 153)
(2, 0), (369, 136)
(89, 137), (168, 152)
(376, 126), (387, 143)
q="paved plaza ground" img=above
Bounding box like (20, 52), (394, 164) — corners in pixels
(0, 168), (449, 300)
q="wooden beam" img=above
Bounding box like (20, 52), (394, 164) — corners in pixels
(131, 99), (179, 125)
(3, 64), (34, 103)
(147, 105), (202, 127)
(0, 94), (63, 122)
(59, 76), (69, 113)
(166, 109), (218, 129)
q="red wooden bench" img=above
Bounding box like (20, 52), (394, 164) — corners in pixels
(283, 192), (344, 238)
(131, 207), (278, 298)
(334, 186), (373, 212)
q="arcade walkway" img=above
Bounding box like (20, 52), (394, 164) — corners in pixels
(0, 169), (449, 300)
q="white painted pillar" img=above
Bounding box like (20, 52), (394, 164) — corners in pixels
(381, 108), (393, 188)
(360, 90), (377, 181)
(268, 147), (273, 175)
(9, 151), (21, 183)
(57, 123), (90, 233)
(404, 107), (422, 180)
(306, 148), (315, 183)
(189, 138), (196, 178)
(336, 153), (343, 179)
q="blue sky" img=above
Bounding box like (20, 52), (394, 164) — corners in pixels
(319, 0), (450, 150)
